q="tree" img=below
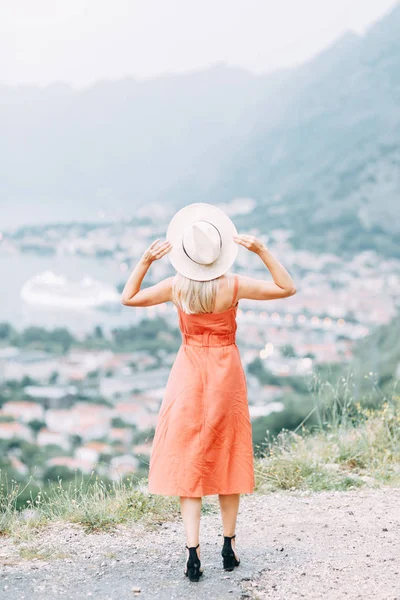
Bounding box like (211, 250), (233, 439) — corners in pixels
(94, 325), (104, 339)
(43, 465), (76, 482)
(0, 322), (14, 341)
(70, 434), (83, 448)
(49, 371), (59, 384)
(27, 419), (46, 434)
(281, 344), (297, 358)
(111, 417), (132, 429)
(247, 358), (281, 386)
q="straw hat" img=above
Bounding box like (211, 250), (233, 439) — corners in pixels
(166, 203), (238, 281)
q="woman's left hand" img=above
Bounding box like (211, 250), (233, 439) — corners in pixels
(233, 234), (267, 255)
(141, 239), (172, 265)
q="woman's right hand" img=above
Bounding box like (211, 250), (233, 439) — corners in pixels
(233, 234), (267, 255)
(141, 239), (172, 265)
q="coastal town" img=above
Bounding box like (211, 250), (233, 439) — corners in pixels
(0, 201), (399, 484)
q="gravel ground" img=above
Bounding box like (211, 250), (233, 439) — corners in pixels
(0, 487), (399, 600)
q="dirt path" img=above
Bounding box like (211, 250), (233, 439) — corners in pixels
(1, 488), (399, 600)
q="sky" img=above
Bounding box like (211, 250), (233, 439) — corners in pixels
(0, 0), (398, 87)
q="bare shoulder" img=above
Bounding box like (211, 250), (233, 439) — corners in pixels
(234, 273), (252, 288)
(233, 273), (250, 296)
(163, 275), (176, 286)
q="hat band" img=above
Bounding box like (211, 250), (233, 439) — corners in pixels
(182, 221), (222, 265)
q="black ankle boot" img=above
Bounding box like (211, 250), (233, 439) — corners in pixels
(184, 543), (203, 582)
(221, 534), (240, 571)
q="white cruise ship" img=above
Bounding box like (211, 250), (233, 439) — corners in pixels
(21, 270), (120, 310)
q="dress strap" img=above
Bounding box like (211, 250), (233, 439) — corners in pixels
(231, 274), (239, 307)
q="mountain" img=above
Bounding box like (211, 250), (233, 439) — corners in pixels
(1, 5), (399, 257)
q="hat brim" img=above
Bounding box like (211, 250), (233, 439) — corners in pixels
(166, 203), (238, 281)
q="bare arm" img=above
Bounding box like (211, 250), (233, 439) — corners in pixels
(121, 239), (173, 307)
(234, 234), (297, 301)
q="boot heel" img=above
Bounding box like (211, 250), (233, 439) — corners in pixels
(184, 544), (203, 582)
(222, 552), (237, 571)
(221, 534), (240, 571)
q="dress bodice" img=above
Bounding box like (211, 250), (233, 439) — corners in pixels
(176, 275), (239, 347)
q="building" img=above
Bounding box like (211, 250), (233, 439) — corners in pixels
(45, 403), (113, 440)
(46, 456), (95, 474)
(2, 400), (45, 423)
(37, 428), (70, 450)
(109, 428), (134, 446)
(0, 422), (33, 442)
(109, 454), (139, 480)
(1, 350), (60, 382)
(24, 385), (77, 408)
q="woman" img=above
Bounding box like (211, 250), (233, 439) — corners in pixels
(121, 203), (296, 582)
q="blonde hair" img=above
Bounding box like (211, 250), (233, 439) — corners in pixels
(172, 272), (224, 314)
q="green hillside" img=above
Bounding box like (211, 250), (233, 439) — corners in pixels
(1, 6), (399, 257)
(352, 312), (400, 394)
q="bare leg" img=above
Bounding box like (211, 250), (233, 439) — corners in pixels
(218, 493), (240, 560)
(180, 496), (202, 569)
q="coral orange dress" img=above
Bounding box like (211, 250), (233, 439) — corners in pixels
(148, 274), (255, 497)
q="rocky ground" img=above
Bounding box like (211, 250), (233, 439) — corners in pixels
(0, 487), (399, 600)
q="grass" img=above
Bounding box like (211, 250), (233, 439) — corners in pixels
(1, 375), (399, 539)
(0, 472), (218, 539)
(0, 475), (181, 538)
(255, 375), (400, 492)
